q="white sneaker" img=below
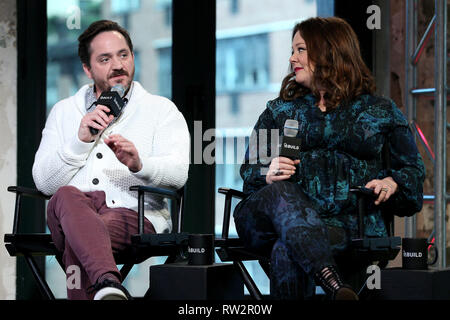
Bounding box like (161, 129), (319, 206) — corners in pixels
(89, 279), (131, 300)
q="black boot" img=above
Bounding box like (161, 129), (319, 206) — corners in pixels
(314, 265), (359, 300)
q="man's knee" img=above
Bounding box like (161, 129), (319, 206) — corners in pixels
(47, 186), (82, 218)
(52, 185), (82, 200)
(51, 185), (85, 205)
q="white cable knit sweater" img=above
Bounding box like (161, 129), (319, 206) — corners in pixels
(32, 81), (190, 233)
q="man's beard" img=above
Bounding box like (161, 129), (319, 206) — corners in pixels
(94, 68), (134, 96)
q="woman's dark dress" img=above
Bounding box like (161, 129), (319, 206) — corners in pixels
(234, 94), (425, 299)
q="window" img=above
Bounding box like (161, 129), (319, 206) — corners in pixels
(230, 0), (239, 14)
(155, 0), (172, 26)
(216, 33), (270, 94)
(158, 47), (172, 99)
(111, 0), (140, 14)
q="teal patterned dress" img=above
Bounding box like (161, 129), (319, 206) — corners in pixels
(239, 93), (425, 237)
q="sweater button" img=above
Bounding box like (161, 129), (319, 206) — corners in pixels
(96, 153), (103, 159)
(92, 178), (99, 185)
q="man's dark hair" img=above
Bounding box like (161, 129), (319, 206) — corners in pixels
(78, 20), (133, 67)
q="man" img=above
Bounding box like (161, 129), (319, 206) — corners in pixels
(32, 20), (190, 300)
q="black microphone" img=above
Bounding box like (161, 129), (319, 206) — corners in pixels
(89, 84), (126, 135)
(279, 119), (301, 160)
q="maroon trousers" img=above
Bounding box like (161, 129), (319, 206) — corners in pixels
(47, 185), (155, 300)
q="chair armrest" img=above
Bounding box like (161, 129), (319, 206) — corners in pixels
(349, 186), (377, 199)
(350, 186), (382, 239)
(129, 185), (183, 235)
(218, 187), (246, 199)
(129, 185), (180, 201)
(7, 186), (51, 200)
(218, 187), (247, 240)
(7, 186), (51, 234)
(131, 232), (189, 246)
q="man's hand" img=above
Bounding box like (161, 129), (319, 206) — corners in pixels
(104, 134), (142, 172)
(78, 105), (114, 142)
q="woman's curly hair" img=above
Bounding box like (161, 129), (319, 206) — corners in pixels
(279, 17), (376, 111)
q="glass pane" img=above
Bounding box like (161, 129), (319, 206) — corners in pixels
(46, 0), (172, 298)
(215, 0), (334, 295)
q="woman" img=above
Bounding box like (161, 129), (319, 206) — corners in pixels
(233, 17), (425, 300)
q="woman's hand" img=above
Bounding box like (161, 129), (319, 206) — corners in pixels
(365, 176), (398, 205)
(266, 157), (300, 184)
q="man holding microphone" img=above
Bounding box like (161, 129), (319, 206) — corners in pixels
(32, 20), (190, 300)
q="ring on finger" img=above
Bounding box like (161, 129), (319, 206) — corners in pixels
(381, 187), (389, 193)
(274, 169), (283, 176)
